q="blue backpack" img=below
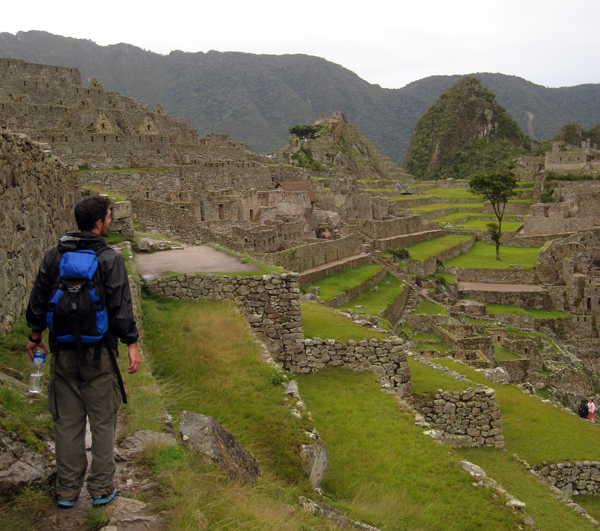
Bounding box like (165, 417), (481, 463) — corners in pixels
(46, 247), (110, 365)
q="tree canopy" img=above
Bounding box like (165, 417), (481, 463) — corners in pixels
(469, 171), (517, 259)
(289, 124), (321, 140)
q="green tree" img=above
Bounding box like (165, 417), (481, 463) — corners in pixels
(469, 171), (517, 260)
(289, 124), (321, 140)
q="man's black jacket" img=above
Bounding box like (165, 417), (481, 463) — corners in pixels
(26, 231), (139, 351)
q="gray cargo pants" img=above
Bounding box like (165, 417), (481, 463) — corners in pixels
(48, 346), (122, 500)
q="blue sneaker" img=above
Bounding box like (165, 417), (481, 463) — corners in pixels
(92, 487), (117, 507)
(57, 496), (76, 508)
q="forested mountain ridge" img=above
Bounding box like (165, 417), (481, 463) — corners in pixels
(1, 30), (600, 164)
(403, 77), (531, 180)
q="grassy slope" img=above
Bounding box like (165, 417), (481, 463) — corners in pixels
(296, 369), (521, 531)
(406, 234), (472, 261)
(337, 273), (404, 316)
(304, 264), (384, 301)
(445, 241), (540, 269)
(142, 297), (347, 530)
(301, 302), (390, 341)
(409, 358), (600, 531)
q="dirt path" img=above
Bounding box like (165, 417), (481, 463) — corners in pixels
(134, 246), (258, 280)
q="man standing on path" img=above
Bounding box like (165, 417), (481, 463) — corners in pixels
(26, 195), (141, 508)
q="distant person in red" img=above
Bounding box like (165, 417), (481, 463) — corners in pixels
(587, 398), (596, 422)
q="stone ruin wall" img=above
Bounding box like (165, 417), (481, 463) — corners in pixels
(264, 235), (362, 272)
(540, 461), (600, 497)
(142, 273), (412, 397)
(0, 130), (80, 335)
(455, 268), (539, 285)
(0, 58), (256, 170)
(414, 386), (504, 448)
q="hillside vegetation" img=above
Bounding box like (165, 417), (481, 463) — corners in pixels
(403, 77), (531, 180)
(2, 31), (600, 164)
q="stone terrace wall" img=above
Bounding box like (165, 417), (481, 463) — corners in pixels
(382, 285), (410, 325)
(497, 359), (530, 382)
(483, 202), (531, 214)
(446, 229), (546, 248)
(414, 386), (504, 448)
(456, 268), (539, 285)
(323, 269), (386, 308)
(143, 272), (305, 363)
(0, 130), (79, 335)
(372, 229), (446, 252)
(266, 235), (362, 272)
(143, 273), (412, 398)
(463, 288), (552, 310)
(540, 461), (600, 497)
(300, 337), (411, 397)
(354, 215), (438, 240)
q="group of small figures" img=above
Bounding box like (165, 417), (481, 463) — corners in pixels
(578, 398), (597, 421)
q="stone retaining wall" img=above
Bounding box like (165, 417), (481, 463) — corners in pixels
(455, 268), (539, 285)
(414, 386), (504, 448)
(0, 130), (80, 335)
(540, 461), (600, 497)
(300, 337), (411, 397)
(382, 285), (410, 325)
(463, 288), (552, 310)
(298, 254), (371, 285)
(142, 272), (413, 398)
(266, 235), (362, 272)
(483, 202), (531, 214)
(497, 359), (530, 382)
(446, 230), (545, 248)
(143, 272), (305, 362)
(323, 269), (386, 308)
(372, 229), (445, 251)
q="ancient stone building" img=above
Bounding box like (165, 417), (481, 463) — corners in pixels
(0, 130), (79, 335)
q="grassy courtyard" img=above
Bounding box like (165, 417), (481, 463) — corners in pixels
(445, 241), (540, 269)
(405, 234), (472, 261)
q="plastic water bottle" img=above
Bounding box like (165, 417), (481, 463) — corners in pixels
(29, 348), (46, 394)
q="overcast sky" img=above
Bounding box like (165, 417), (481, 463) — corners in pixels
(2, 0), (599, 89)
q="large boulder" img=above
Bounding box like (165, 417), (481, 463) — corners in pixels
(179, 411), (261, 484)
(0, 429), (55, 492)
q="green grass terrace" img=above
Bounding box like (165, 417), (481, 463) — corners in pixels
(409, 202), (484, 213)
(405, 234), (472, 262)
(337, 274), (405, 317)
(445, 241), (540, 269)
(302, 263), (383, 301)
(486, 304), (570, 319)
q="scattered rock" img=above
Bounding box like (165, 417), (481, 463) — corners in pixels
(0, 429), (55, 492)
(119, 430), (178, 456)
(179, 411), (261, 484)
(300, 437), (328, 490)
(523, 516), (536, 527)
(458, 460), (486, 480)
(483, 367), (510, 384)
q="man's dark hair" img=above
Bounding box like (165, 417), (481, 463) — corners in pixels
(75, 196), (111, 232)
